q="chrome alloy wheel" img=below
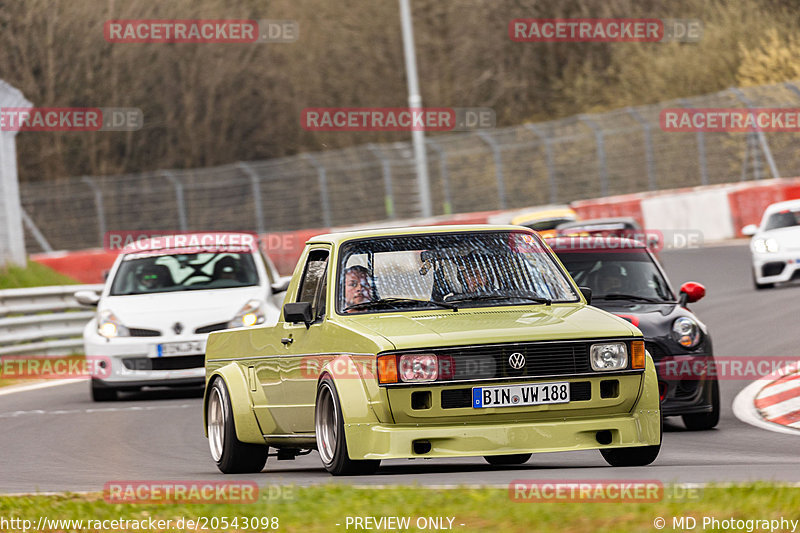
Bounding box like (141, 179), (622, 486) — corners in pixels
(208, 385), (226, 462)
(315, 382), (338, 465)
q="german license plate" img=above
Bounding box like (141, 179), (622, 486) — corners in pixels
(157, 341), (205, 357)
(472, 382), (570, 408)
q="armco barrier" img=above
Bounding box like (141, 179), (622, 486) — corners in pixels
(0, 284), (102, 356)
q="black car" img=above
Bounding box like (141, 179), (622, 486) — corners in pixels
(549, 236), (719, 430)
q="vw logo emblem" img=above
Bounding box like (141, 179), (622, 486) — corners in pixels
(508, 352), (526, 370)
(173, 322), (184, 335)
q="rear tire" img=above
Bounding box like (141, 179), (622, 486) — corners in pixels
(207, 378), (268, 474)
(91, 381), (117, 402)
(483, 453), (532, 466)
(315, 376), (380, 476)
(682, 378), (720, 430)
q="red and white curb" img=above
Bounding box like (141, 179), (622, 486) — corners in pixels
(733, 361), (800, 436)
(754, 371), (800, 429)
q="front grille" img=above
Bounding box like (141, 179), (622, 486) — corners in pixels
(122, 354), (204, 371)
(645, 342), (667, 360)
(195, 322), (229, 334)
(441, 381), (592, 409)
(423, 341), (594, 381)
(762, 261), (785, 277)
(128, 327), (161, 337)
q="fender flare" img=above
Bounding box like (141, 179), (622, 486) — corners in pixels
(203, 363), (265, 444)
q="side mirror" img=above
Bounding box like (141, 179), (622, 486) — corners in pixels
(271, 276), (292, 294)
(579, 286), (592, 304)
(679, 282), (706, 305)
(741, 224), (758, 236)
(283, 302), (313, 326)
(74, 290), (100, 307)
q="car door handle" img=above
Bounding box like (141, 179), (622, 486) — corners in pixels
(281, 337), (293, 345)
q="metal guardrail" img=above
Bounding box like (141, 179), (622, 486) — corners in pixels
(0, 284), (103, 356)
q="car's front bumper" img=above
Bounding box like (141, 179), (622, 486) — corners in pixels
(85, 328), (206, 387)
(343, 358), (661, 460)
(654, 354), (716, 417)
(752, 252), (800, 284)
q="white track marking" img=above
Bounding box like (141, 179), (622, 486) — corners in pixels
(0, 379), (81, 397)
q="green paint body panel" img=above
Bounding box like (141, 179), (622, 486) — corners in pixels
(203, 225), (661, 458)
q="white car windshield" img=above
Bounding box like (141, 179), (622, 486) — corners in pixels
(337, 231), (578, 314)
(110, 252), (259, 295)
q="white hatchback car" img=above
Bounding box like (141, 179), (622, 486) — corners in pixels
(742, 199), (800, 289)
(74, 233), (289, 401)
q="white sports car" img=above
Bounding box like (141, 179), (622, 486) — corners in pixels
(74, 233), (289, 401)
(742, 199), (800, 290)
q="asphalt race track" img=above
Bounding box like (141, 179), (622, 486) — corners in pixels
(1, 243), (799, 493)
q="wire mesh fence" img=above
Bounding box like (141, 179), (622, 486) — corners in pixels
(19, 81), (800, 253)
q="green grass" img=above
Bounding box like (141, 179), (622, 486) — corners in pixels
(0, 484), (798, 532)
(0, 261), (78, 289)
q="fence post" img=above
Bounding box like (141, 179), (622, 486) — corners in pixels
(524, 124), (558, 203)
(237, 162), (266, 235)
(626, 107), (657, 191)
(729, 87), (780, 180)
(426, 139), (453, 215)
(0, 81), (31, 266)
(579, 115), (609, 197)
(679, 99), (709, 185)
(476, 132), (508, 209)
(80, 176), (107, 246)
(303, 154), (333, 228)
(21, 208), (53, 253)
(162, 171), (188, 231)
(366, 144), (396, 219)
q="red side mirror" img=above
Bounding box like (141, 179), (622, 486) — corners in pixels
(679, 281), (705, 303)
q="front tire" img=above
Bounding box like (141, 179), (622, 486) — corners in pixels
(682, 378), (720, 430)
(483, 454), (532, 466)
(207, 378), (268, 474)
(315, 376), (380, 476)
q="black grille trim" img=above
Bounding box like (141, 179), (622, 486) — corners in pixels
(128, 327), (161, 337)
(195, 322), (229, 334)
(122, 355), (204, 371)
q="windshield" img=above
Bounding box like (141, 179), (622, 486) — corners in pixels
(337, 231), (578, 314)
(555, 250), (674, 302)
(764, 209), (800, 231)
(110, 251), (259, 295)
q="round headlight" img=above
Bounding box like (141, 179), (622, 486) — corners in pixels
(672, 317), (701, 348)
(590, 343), (628, 371)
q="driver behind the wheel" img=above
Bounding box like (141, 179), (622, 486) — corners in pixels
(135, 264), (172, 291)
(344, 265), (374, 309)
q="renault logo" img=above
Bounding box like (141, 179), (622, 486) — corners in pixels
(508, 352), (526, 370)
(173, 322), (184, 335)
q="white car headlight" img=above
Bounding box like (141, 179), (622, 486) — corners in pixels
(228, 299), (266, 328)
(753, 238), (779, 253)
(97, 310), (129, 338)
(672, 317), (701, 348)
(590, 343), (628, 371)
(398, 354), (438, 382)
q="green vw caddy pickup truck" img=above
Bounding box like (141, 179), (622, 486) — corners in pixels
(204, 225), (661, 475)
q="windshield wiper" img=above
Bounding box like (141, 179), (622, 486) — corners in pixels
(344, 298), (458, 312)
(594, 293), (667, 303)
(445, 294), (552, 306)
